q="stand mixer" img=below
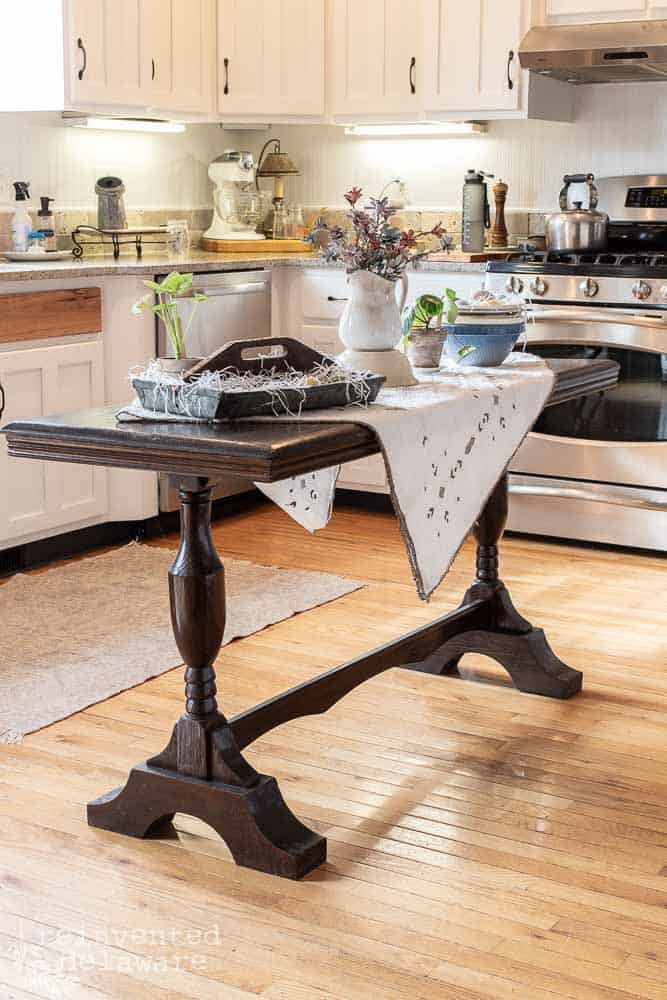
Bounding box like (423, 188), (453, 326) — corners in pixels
(202, 151), (268, 250)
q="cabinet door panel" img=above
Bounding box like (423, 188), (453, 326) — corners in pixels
(69, 0), (142, 107)
(0, 363), (49, 538)
(330, 0), (420, 116)
(140, 0), (173, 106)
(49, 350), (106, 519)
(218, 0), (324, 117)
(169, 0), (214, 113)
(423, 0), (521, 112)
(0, 342), (107, 546)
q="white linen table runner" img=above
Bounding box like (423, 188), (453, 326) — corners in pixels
(257, 353), (554, 599)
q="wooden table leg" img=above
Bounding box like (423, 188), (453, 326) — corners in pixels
(87, 477), (325, 879)
(404, 474), (583, 699)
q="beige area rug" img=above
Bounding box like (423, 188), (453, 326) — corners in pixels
(0, 544), (364, 744)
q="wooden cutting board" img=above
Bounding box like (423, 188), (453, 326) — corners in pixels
(427, 247), (519, 263)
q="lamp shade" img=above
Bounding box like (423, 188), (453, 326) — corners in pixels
(256, 150), (299, 177)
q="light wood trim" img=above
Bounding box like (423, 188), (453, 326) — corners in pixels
(0, 287), (102, 345)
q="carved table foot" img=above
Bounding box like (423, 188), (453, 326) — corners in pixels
(404, 474), (583, 700)
(87, 477), (325, 879)
(88, 763), (325, 879)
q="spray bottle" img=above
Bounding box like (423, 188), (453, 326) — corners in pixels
(37, 196), (57, 251)
(11, 182), (32, 253)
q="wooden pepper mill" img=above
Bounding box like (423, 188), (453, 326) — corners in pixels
(491, 179), (508, 248)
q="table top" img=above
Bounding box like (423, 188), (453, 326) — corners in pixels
(2, 358), (619, 483)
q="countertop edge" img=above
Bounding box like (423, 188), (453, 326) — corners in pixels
(0, 252), (488, 283)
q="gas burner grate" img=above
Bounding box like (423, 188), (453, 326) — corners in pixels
(511, 249), (667, 269)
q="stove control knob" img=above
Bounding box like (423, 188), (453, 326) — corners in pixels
(529, 277), (549, 297)
(632, 280), (652, 301)
(660, 285), (667, 301)
(579, 277), (599, 298)
(505, 276), (524, 295)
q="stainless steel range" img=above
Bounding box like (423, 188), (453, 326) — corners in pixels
(486, 174), (667, 551)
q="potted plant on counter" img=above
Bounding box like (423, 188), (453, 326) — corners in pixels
(132, 271), (208, 373)
(401, 289), (458, 370)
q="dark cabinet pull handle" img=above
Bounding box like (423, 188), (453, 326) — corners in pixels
(223, 57), (229, 95)
(409, 56), (416, 94)
(0, 381), (5, 421)
(77, 37), (87, 81)
(507, 49), (514, 90)
(327, 295), (348, 302)
(151, 57), (156, 81)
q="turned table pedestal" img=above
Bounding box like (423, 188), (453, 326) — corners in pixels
(3, 358), (619, 879)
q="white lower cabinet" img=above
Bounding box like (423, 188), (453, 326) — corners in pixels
(0, 340), (107, 545)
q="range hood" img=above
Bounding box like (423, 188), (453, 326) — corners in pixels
(519, 19), (667, 84)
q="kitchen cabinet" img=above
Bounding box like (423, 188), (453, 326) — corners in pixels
(0, 341), (107, 544)
(69, 0), (143, 108)
(329, 0), (421, 118)
(139, 0), (215, 115)
(422, 0), (522, 113)
(217, 0), (325, 119)
(421, 0), (573, 119)
(0, 0), (213, 116)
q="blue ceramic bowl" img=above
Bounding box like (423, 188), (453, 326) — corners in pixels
(444, 321), (525, 367)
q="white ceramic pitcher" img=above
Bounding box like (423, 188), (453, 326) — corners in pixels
(338, 271), (408, 352)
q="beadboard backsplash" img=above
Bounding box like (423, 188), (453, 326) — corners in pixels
(242, 83), (667, 215)
(1, 83), (666, 252)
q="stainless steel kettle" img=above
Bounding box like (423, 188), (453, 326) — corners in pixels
(545, 173), (609, 252)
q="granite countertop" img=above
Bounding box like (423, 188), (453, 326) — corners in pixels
(0, 248), (487, 283)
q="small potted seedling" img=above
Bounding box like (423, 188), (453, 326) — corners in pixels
(132, 271), (208, 374)
(401, 289), (458, 370)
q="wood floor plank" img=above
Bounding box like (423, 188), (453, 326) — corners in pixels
(1, 502), (666, 999)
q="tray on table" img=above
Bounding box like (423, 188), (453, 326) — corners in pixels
(131, 337), (386, 420)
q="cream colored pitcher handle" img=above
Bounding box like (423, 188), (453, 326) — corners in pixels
(396, 272), (408, 313)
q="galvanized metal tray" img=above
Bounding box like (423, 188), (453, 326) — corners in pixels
(131, 337), (385, 420)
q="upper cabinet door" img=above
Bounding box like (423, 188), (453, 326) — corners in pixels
(218, 0), (325, 118)
(140, 0), (174, 108)
(140, 0), (214, 114)
(69, 0), (142, 107)
(422, 0), (522, 113)
(330, 0), (421, 117)
(169, 0), (215, 114)
(542, 0), (646, 21)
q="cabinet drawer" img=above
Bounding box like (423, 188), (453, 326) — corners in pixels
(0, 288), (102, 345)
(300, 272), (349, 321)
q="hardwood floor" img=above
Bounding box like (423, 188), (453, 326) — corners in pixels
(1, 500), (667, 999)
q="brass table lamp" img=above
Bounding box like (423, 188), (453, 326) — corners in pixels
(256, 137), (299, 238)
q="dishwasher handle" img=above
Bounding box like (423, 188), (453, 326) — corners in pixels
(195, 281), (270, 297)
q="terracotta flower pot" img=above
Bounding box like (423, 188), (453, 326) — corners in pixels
(406, 327), (446, 370)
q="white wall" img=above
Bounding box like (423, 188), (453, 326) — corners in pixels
(0, 113), (225, 210)
(250, 84), (667, 213)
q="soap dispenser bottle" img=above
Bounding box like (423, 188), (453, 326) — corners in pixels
(11, 182), (32, 253)
(37, 196), (56, 251)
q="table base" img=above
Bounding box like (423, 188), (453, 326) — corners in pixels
(87, 473), (583, 879)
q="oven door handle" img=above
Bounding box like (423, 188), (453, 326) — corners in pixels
(527, 309), (665, 328)
(510, 482), (667, 511)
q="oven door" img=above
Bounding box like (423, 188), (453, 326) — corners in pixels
(508, 305), (667, 548)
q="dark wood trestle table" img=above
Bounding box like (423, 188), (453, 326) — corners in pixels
(2, 357), (619, 880)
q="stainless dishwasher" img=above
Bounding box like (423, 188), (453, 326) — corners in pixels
(156, 269), (272, 512)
